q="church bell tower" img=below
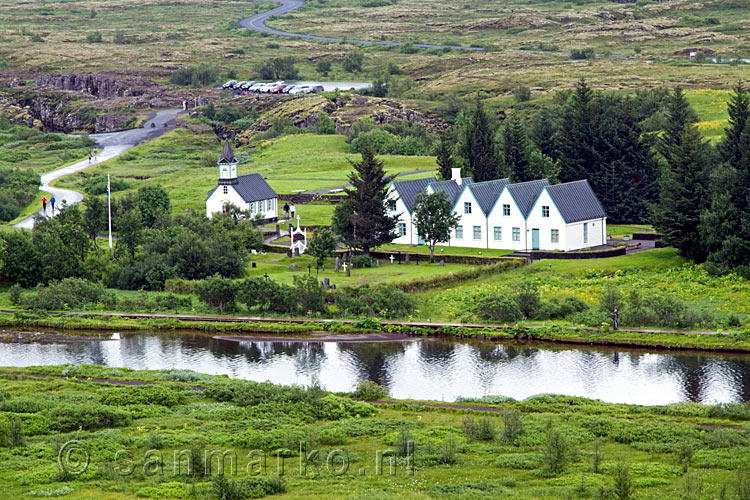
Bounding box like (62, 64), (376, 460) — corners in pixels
(218, 140), (238, 185)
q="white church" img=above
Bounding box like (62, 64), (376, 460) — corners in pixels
(206, 140), (278, 221)
(387, 168), (607, 252)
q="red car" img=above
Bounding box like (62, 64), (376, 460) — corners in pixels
(269, 84), (289, 94)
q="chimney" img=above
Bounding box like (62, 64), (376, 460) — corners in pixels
(451, 167), (462, 186)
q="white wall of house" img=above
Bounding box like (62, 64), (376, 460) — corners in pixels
(386, 186), (416, 245)
(451, 188), (487, 248)
(526, 190), (566, 251)
(565, 218), (606, 251)
(206, 185), (277, 220)
(485, 187), (528, 251)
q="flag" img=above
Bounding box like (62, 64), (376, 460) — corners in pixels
(107, 175), (113, 249)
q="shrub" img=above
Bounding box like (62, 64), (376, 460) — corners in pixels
(612, 462), (635, 500)
(84, 175), (130, 195)
(515, 283), (541, 318)
(21, 278), (109, 310)
(352, 380), (389, 400)
(543, 426), (572, 475)
(86, 31), (103, 43)
(316, 60), (331, 76)
(99, 385), (185, 407)
(335, 285), (416, 319)
(342, 51), (364, 73)
(513, 84), (531, 102)
(350, 255), (374, 268)
(571, 47), (596, 60)
(599, 286), (622, 313)
(170, 64), (219, 87)
(473, 294), (523, 322)
(45, 403), (130, 432)
(196, 274), (237, 312)
(315, 112), (336, 134)
(394, 428), (416, 457)
(502, 411), (524, 443)
(293, 274), (326, 314)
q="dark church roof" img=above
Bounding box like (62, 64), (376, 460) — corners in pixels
(428, 178), (473, 204)
(218, 140), (236, 164)
(207, 173), (277, 203)
(545, 180), (606, 223)
(391, 177), (437, 213)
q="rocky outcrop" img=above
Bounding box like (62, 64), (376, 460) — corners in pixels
(37, 72), (163, 99)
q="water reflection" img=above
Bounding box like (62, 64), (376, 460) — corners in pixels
(1, 334), (750, 405)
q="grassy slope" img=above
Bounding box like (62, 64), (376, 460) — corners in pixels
(1, 366), (749, 500)
(415, 248), (750, 323)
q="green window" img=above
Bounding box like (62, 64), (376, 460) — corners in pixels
(473, 226), (481, 240)
(551, 229), (559, 243)
(512, 227), (520, 242)
(455, 225), (463, 239)
(398, 223), (406, 236)
(493, 227), (502, 241)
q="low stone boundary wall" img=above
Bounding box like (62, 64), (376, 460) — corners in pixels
(529, 246), (626, 260)
(632, 233), (664, 241)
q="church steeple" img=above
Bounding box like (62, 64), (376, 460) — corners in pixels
(218, 140), (238, 184)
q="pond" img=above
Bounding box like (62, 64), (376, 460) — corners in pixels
(2, 333), (749, 406)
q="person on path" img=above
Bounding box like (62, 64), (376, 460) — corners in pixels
(88, 151), (92, 162)
(41, 197), (47, 215)
(283, 203), (290, 218)
(290, 204), (296, 219)
(50, 196), (56, 214)
(611, 307), (619, 330)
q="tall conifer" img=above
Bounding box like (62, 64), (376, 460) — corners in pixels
(460, 96), (498, 182)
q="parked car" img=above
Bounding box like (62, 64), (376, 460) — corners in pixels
(288, 85), (311, 94)
(240, 81), (257, 90)
(310, 85), (325, 93)
(234, 81), (248, 90)
(282, 85), (298, 93)
(270, 84), (290, 94)
(222, 80), (238, 89)
(247, 82), (264, 92)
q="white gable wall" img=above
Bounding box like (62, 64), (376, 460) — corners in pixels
(526, 190), (567, 251)
(451, 188), (487, 248)
(387, 185), (415, 245)
(486, 187), (527, 251)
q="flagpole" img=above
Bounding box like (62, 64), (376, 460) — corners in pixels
(107, 175), (112, 249)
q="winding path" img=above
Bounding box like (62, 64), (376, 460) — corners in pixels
(238, 0), (485, 51)
(13, 109), (183, 230)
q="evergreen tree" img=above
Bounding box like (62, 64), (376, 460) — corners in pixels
(651, 124), (710, 261)
(720, 82), (750, 166)
(554, 79), (600, 183)
(332, 146), (398, 255)
(656, 87), (698, 164)
(594, 97), (659, 223)
(526, 149), (560, 183)
(435, 131), (455, 180)
(701, 83), (750, 276)
(459, 96), (498, 182)
(502, 114), (530, 182)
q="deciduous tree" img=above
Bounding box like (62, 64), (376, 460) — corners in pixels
(413, 191), (460, 262)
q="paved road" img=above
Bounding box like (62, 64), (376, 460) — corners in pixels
(13, 109), (183, 230)
(238, 0), (485, 51)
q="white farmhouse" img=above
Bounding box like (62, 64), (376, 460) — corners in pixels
(386, 167), (607, 252)
(206, 140), (278, 220)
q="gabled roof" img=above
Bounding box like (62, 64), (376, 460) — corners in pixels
(507, 179), (550, 218)
(427, 178), (473, 204)
(233, 173), (277, 203)
(467, 178), (511, 215)
(218, 140), (236, 164)
(391, 176), (437, 213)
(545, 180), (606, 223)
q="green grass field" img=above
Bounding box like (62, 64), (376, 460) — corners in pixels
(1, 366), (750, 500)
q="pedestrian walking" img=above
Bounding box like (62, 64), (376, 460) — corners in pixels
(611, 307), (619, 330)
(41, 196), (47, 214)
(290, 204), (296, 219)
(50, 196), (56, 214)
(88, 151), (92, 162)
(283, 203), (290, 218)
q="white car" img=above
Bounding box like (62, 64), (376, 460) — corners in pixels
(288, 85), (311, 94)
(222, 80), (238, 89)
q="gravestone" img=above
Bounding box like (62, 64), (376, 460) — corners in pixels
(334, 256), (341, 272)
(389, 255), (395, 264)
(439, 260), (445, 267)
(332, 284), (336, 290)
(294, 247), (300, 257)
(324, 277), (330, 288)
(275, 223), (280, 237)
(252, 262), (256, 268)
(290, 264), (296, 271)
(375, 259), (379, 267)
(405, 254), (410, 264)
(346, 267), (351, 277)
(287, 249), (292, 258)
